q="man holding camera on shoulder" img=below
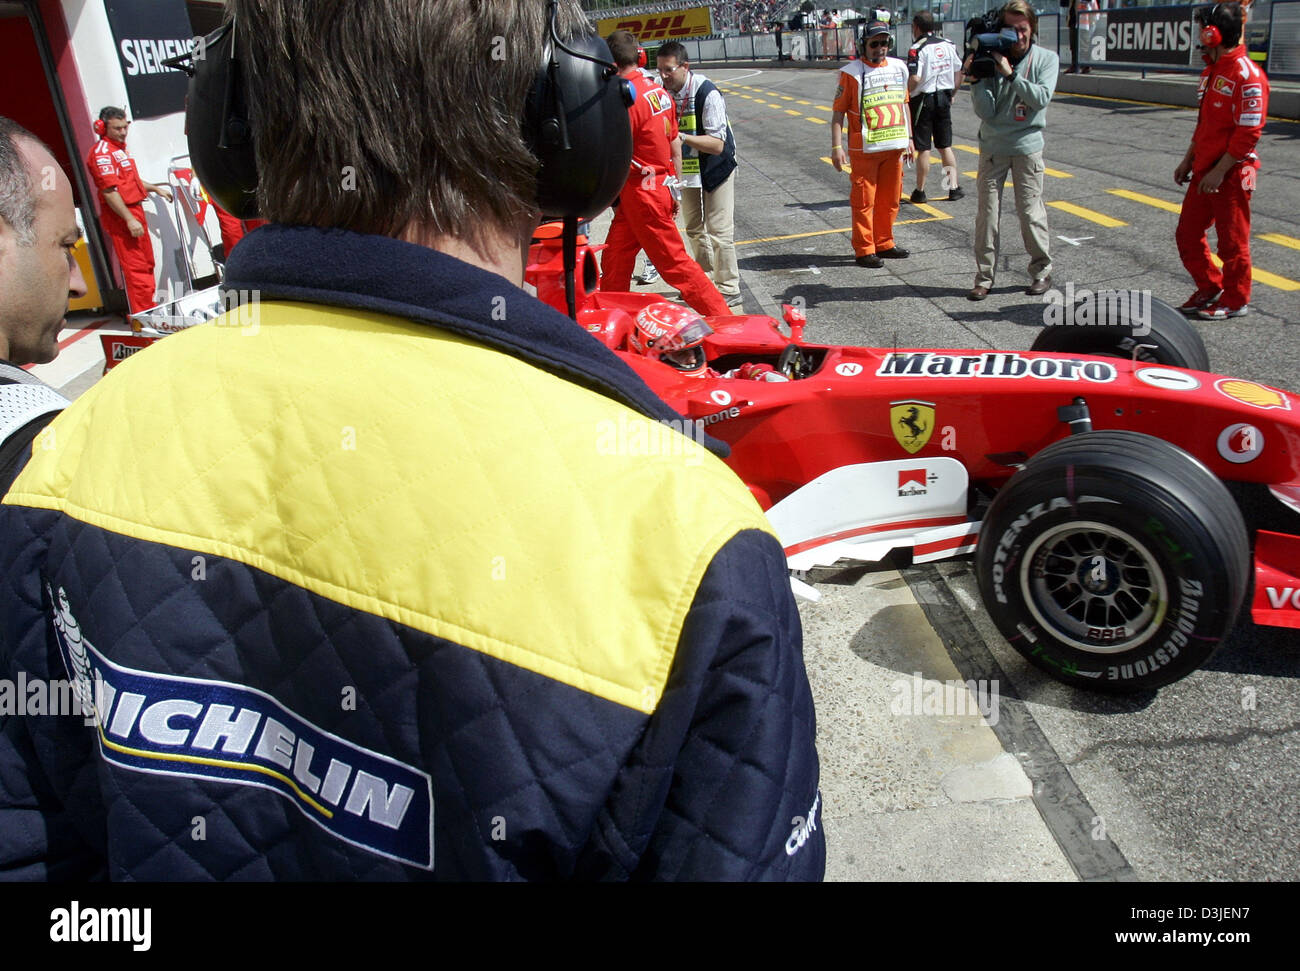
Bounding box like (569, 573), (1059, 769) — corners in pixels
(964, 0), (1059, 301)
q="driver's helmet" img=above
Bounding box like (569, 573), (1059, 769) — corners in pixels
(629, 302), (713, 377)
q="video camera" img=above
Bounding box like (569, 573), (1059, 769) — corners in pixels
(965, 11), (1018, 79)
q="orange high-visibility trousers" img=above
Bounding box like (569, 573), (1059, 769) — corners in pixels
(848, 149), (904, 257)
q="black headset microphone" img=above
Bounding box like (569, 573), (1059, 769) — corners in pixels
(166, 1), (634, 320)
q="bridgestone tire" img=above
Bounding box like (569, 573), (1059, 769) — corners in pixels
(1031, 295), (1210, 372)
(975, 431), (1249, 693)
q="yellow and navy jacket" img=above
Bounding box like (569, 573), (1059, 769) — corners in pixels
(0, 225), (823, 881)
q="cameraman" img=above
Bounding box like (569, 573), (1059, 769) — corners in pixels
(964, 0), (1059, 301)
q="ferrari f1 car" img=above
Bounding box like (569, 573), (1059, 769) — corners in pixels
(527, 229), (1300, 693)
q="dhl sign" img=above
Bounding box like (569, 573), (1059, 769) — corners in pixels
(597, 5), (714, 42)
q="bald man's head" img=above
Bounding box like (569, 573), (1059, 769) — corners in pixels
(0, 118), (87, 365)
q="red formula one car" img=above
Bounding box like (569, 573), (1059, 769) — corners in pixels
(527, 229), (1300, 693)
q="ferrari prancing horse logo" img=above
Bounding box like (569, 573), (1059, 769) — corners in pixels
(891, 399), (935, 454)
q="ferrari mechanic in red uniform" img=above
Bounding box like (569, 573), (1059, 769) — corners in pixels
(87, 107), (172, 315)
(1174, 3), (1269, 320)
(598, 31), (731, 318)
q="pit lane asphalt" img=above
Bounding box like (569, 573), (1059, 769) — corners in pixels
(695, 65), (1300, 882)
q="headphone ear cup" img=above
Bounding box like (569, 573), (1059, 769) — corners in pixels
(94, 119), (106, 136)
(1201, 24), (1222, 46)
(524, 33), (632, 220)
(186, 22), (259, 218)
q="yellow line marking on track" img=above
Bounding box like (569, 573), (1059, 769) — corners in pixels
(964, 170), (1013, 186)
(797, 99), (812, 105)
(1058, 89), (1299, 124)
(1260, 232), (1300, 251)
(1107, 188), (1182, 214)
(1047, 201), (1127, 227)
(907, 201), (952, 220)
(786, 109), (802, 115)
(806, 116), (827, 124)
(766, 90), (782, 96)
(736, 215), (948, 246)
(813, 104), (833, 112)
(769, 104), (785, 110)
(781, 95), (795, 101)
(740, 94), (753, 99)
(957, 146), (1069, 176)
(1209, 255), (1300, 292)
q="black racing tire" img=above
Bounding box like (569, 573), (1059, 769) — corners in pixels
(975, 431), (1249, 693)
(1031, 294), (1210, 371)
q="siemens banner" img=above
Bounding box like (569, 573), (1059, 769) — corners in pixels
(103, 0), (196, 118)
(1102, 7), (1196, 66)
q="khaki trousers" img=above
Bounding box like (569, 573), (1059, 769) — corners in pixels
(974, 150), (1051, 288)
(681, 173), (740, 299)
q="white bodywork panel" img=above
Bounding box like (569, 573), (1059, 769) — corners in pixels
(765, 458), (972, 571)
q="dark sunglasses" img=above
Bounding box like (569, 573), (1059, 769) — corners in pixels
(867, 39), (890, 47)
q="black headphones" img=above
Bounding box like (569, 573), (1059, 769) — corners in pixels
(170, 2), (632, 223)
(524, 9), (633, 220)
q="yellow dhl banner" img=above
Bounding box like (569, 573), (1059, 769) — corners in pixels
(598, 6), (714, 42)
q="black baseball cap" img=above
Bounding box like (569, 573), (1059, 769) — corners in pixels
(864, 21), (891, 38)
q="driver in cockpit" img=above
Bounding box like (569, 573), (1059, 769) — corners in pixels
(628, 302), (790, 381)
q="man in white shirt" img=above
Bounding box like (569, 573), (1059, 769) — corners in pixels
(656, 42), (742, 308)
(907, 11), (964, 203)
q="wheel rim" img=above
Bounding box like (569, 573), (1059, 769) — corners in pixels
(1019, 520), (1169, 653)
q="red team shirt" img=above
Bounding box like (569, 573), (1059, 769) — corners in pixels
(1192, 45), (1269, 178)
(625, 72), (678, 177)
(88, 137), (148, 207)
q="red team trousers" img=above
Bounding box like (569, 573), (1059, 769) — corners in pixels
(600, 179), (732, 319)
(106, 202), (158, 314)
(1175, 165), (1255, 308)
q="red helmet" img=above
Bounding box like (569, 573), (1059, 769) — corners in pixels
(629, 302), (713, 377)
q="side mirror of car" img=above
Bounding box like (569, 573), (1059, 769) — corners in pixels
(782, 303), (807, 342)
